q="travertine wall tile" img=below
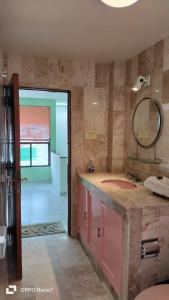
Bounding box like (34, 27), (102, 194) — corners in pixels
(84, 87), (107, 135)
(107, 61), (126, 173)
(131, 56), (138, 85)
(84, 87), (107, 112)
(162, 70), (169, 102)
(20, 56), (35, 86)
(152, 70), (163, 101)
(113, 87), (125, 111)
(140, 259), (158, 291)
(163, 36), (169, 71)
(125, 134), (137, 157)
(72, 61), (95, 87)
(153, 40), (164, 71)
(107, 64), (114, 172)
(48, 59), (73, 89)
(137, 146), (155, 161)
(7, 54), (21, 79)
(111, 159), (124, 173)
(128, 208), (142, 300)
(95, 63), (109, 88)
(0, 52), (3, 72)
(140, 208), (169, 291)
(33, 57), (48, 87)
(156, 133), (169, 162)
(114, 62), (126, 87)
(138, 47), (154, 75)
(112, 135), (124, 159)
(113, 111), (125, 136)
(94, 111), (107, 135)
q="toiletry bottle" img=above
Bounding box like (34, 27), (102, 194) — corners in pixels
(88, 160), (95, 173)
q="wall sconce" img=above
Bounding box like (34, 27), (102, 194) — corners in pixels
(132, 75), (150, 92)
(0, 71), (8, 78)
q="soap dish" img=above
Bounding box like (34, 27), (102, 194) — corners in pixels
(144, 176), (169, 199)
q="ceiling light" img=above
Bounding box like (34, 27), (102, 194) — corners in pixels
(100, 0), (139, 8)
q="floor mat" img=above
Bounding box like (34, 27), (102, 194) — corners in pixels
(22, 221), (66, 238)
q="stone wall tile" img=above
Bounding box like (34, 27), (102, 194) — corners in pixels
(111, 159), (124, 173)
(113, 111), (125, 136)
(112, 135), (124, 159)
(113, 87), (125, 112)
(114, 62), (126, 87)
(33, 57), (48, 87)
(95, 63), (109, 88)
(20, 56), (35, 86)
(72, 61), (95, 87)
(163, 36), (169, 71)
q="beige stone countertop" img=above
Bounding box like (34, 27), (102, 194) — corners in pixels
(78, 172), (169, 215)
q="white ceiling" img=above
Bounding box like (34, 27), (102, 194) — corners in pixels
(1, 0), (169, 62)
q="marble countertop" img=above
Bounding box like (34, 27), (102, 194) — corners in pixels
(78, 172), (169, 214)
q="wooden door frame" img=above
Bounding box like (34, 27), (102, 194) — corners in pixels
(3, 74), (22, 280)
(12, 75), (22, 279)
(19, 86), (72, 236)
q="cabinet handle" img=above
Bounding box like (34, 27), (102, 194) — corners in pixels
(84, 212), (87, 220)
(98, 227), (101, 237)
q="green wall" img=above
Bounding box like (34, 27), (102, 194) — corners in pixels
(56, 105), (68, 156)
(20, 97), (56, 182)
(60, 158), (68, 194)
(21, 167), (51, 182)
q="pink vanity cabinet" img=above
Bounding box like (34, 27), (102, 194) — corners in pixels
(77, 183), (89, 242)
(88, 192), (101, 262)
(100, 202), (122, 295)
(78, 183), (122, 296)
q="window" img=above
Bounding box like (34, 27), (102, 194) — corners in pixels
(20, 106), (50, 167)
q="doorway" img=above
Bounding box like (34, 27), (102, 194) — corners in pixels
(19, 88), (70, 235)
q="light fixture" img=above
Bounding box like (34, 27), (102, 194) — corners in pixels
(132, 75), (150, 92)
(0, 71), (8, 78)
(100, 0), (139, 8)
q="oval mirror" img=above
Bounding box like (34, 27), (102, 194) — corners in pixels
(132, 97), (163, 148)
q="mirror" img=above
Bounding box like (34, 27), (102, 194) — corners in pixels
(132, 97), (163, 148)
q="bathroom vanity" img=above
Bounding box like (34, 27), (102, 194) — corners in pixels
(77, 172), (169, 300)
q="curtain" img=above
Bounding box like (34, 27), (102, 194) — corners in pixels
(20, 106), (50, 141)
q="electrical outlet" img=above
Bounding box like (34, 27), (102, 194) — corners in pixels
(85, 130), (97, 140)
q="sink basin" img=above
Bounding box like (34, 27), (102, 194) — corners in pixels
(101, 179), (137, 190)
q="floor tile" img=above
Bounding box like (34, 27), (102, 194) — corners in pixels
(21, 182), (68, 231)
(6, 227), (114, 300)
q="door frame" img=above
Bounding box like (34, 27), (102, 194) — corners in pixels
(19, 86), (72, 236)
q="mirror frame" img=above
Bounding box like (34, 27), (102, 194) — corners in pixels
(132, 97), (163, 149)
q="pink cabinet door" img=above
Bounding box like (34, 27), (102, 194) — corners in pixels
(100, 203), (122, 296)
(78, 183), (88, 242)
(88, 192), (101, 261)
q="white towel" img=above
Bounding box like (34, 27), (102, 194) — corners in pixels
(144, 176), (169, 198)
(163, 177), (169, 186)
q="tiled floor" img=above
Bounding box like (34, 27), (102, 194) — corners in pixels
(21, 182), (68, 231)
(1, 234), (115, 300)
